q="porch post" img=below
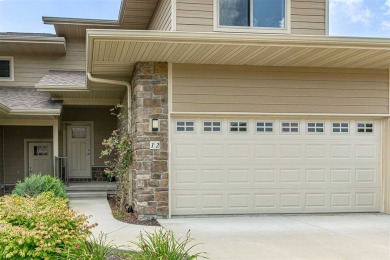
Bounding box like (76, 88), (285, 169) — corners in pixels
(53, 120), (59, 177)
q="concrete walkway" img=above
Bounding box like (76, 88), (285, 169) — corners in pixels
(69, 198), (159, 248)
(160, 214), (390, 260)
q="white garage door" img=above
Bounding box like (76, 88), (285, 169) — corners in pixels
(171, 118), (381, 215)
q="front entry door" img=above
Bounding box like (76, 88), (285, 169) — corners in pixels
(67, 125), (91, 178)
(28, 143), (52, 175)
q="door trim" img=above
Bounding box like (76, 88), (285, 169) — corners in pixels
(62, 121), (94, 178)
(24, 139), (53, 178)
(62, 121), (94, 166)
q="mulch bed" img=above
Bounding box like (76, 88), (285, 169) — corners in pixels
(107, 195), (160, 227)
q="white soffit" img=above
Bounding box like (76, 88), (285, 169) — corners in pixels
(87, 30), (390, 79)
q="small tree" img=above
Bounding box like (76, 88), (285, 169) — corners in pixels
(101, 104), (132, 212)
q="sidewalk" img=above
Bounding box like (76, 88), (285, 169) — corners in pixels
(69, 197), (159, 248)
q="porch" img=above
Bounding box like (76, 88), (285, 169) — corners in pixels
(0, 105), (118, 195)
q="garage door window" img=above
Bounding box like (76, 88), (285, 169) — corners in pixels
(332, 122), (349, 133)
(230, 121), (247, 132)
(256, 122), (273, 133)
(176, 121), (195, 132)
(204, 121), (222, 132)
(281, 122), (299, 133)
(357, 122), (374, 133)
(307, 122), (324, 134)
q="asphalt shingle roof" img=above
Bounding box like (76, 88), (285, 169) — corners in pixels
(36, 70), (85, 87)
(0, 87), (62, 111)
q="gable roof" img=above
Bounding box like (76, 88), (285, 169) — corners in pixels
(43, 0), (159, 39)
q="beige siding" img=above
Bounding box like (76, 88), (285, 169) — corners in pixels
(176, 0), (326, 35)
(291, 0), (326, 35)
(61, 106), (116, 166)
(3, 126), (52, 184)
(0, 40), (85, 88)
(172, 64), (389, 114)
(148, 0), (172, 30)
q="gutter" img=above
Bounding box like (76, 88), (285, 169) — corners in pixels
(86, 73), (133, 209)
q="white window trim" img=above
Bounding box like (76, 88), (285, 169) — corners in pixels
(306, 121), (325, 135)
(202, 120), (223, 134)
(331, 122), (350, 135)
(0, 56), (14, 82)
(175, 120), (196, 133)
(356, 122), (375, 134)
(255, 121), (274, 134)
(228, 120), (249, 134)
(280, 121), (300, 134)
(213, 0), (291, 34)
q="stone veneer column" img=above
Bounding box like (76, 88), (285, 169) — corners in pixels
(131, 62), (169, 220)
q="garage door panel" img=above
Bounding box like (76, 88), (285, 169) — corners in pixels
(171, 118), (381, 215)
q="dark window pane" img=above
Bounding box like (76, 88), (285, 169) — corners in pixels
(0, 60), (10, 78)
(341, 123), (348, 127)
(358, 129), (365, 133)
(204, 122), (212, 126)
(367, 124), (373, 128)
(265, 128), (273, 132)
(187, 122), (194, 126)
(317, 128), (324, 132)
(239, 122), (247, 127)
(265, 123), (273, 127)
(177, 127), (185, 131)
(219, 0), (250, 26)
(204, 127), (212, 132)
(367, 129), (373, 133)
(231, 128), (238, 132)
(231, 122), (238, 127)
(358, 123), (365, 128)
(253, 0), (285, 28)
(308, 123), (315, 127)
(177, 122), (185, 126)
(257, 128), (264, 132)
(291, 128), (298, 132)
(341, 128), (348, 133)
(308, 128), (315, 132)
(214, 122), (221, 126)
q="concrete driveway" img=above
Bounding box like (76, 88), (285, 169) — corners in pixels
(159, 214), (390, 260)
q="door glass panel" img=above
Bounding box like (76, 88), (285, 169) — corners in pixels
(34, 145), (48, 156)
(72, 127), (86, 138)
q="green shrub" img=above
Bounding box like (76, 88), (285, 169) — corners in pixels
(64, 233), (118, 260)
(12, 174), (67, 198)
(129, 229), (207, 260)
(0, 192), (95, 259)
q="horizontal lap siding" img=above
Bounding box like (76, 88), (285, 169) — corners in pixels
(3, 126), (52, 184)
(148, 0), (172, 30)
(291, 0), (326, 35)
(172, 64), (389, 114)
(176, 0), (326, 35)
(0, 40), (85, 88)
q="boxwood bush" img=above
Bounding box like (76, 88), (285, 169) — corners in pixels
(0, 193), (95, 259)
(12, 174), (67, 198)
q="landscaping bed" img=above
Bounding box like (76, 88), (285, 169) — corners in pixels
(107, 195), (160, 227)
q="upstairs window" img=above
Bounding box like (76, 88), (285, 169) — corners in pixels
(0, 57), (13, 81)
(218, 0), (287, 31)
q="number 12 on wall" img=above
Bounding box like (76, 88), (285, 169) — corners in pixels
(150, 141), (161, 150)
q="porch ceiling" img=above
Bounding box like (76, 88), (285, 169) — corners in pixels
(87, 30), (390, 80)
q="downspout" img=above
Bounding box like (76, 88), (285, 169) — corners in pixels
(86, 73), (133, 209)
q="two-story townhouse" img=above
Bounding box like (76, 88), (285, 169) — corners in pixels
(2, 0), (390, 220)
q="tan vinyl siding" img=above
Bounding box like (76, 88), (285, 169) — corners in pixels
(148, 0), (172, 30)
(172, 64), (389, 114)
(0, 40), (85, 88)
(176, 0), (213, 32)
(3, 126), (52, 184)
(291, 0), (326, 35)
(60, 106), (116, 166)
(175, 0), (326, 35)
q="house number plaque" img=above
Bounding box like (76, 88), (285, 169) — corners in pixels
(150, 141), (161, 150)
